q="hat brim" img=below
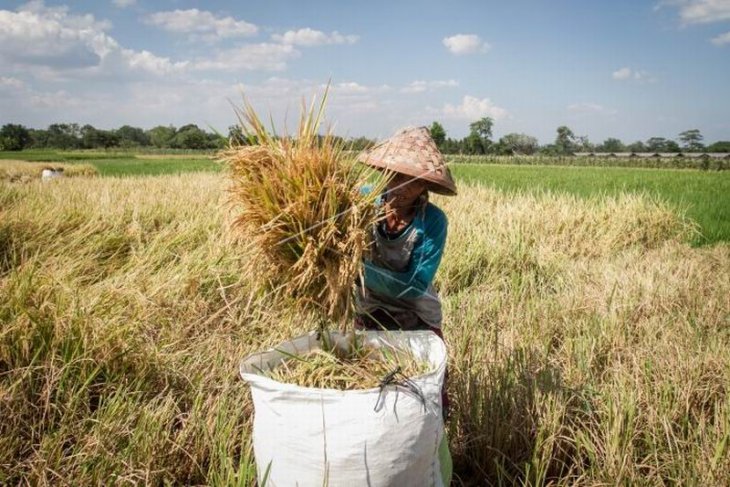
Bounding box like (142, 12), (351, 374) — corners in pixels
(359, 159), (458, 196)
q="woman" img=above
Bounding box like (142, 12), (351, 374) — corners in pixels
(354, 126), (457, 337)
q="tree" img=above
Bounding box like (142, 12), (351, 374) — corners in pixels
(574, 135), (594, 152)
(206, 131), (227, 149)
(599, 138), (625, 153)
(463, 132), (482, 154)
(28, 128), (50, 148)
(0, 124), (31, 150)
(627, 140), (647, 153)
(46, 123), (81, 149)
(468, 117), (494, 154)
(440, 138), (460, 154)
(678, 129), (704, 151)
(498, 133), (539, 155)
(115, 125), (150, 147)
(81, 124), (119, 149)
(555, 126), (575, 154)
(429, 121), (446, 148)
(349, 136), (375, 151)
(707, 141), (730, 152)
(667, 140), (681, 152)
(148, 125), (177, 148)
(645, 137), (679, 152)
(174, 124), (209, 149)
(228, 125), (246, 146)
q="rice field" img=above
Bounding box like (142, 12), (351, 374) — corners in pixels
(1, 171), (728, 485)
(4, 151), (728, 244)
(451, 164), (730, 245)
(0, 150), (218, 176)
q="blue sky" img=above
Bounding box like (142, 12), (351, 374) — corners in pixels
(1, 0), (728, 143)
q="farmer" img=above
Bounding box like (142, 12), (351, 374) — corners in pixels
(354, 126), (457, 338)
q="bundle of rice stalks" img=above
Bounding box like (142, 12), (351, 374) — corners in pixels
(220, 90), (387, 329)
(1, 161), (98, 183)
(267, 341), (430, 390)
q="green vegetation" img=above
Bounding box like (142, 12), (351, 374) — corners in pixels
(0, 150), (219, 176)
(451, 164), (730, 245)
(446, 154), (729, 171)
(92, 157), (219, 176)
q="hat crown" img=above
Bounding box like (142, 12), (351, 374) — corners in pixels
(357, 126), (457, 196)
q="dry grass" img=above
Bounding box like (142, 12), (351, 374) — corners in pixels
(219, 96), (385, 328)
(1, 173), (728, 485)
(0, 160), (97, 183)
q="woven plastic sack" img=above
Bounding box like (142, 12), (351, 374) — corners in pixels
(239, 330), (451, 486)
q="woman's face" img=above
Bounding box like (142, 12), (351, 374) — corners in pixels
(385, 172), (427, 207)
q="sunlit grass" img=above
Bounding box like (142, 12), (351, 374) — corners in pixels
(1, 173), (727, 485)
(452, 163), (730, 245)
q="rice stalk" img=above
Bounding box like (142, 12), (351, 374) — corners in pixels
(219, 89), (387, 330)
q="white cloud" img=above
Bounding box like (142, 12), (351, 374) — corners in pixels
(29, 89), (80, 108)
(332, 81), (391, 100)
(0, 2), (113, 64)
(401, 79), (458, 94)
(0, 73), (84, 111)
(272, 28), (358, 46)
(120, 49), (189, 75)
(442, 34), (490, 55)
(567, 102), (617, 115)
(443, 95), (508, 120)
(0, 76), (26, 90)
(612, 67), (632, 80)
(112, 0), (136, 8)
(333, 81), (370, 94)
(612, 67), (657, 82)
(711, 30), (730, 44)
(192, 43), (300, 72)
(668, 0), (730, 24)
(145, 9), (258, 41)
(233, 77), (318, 99)
(0, 2), (187, 77)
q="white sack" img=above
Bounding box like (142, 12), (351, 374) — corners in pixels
(240, 330), (451, 487)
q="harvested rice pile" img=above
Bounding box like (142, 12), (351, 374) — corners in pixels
(267, 345), (430, 390)
(220, 93), (386, 327)
(1, 161), (97, 183)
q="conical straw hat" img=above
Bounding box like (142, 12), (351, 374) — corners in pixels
(357, 126), (457, 196)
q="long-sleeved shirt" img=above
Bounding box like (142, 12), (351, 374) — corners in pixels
(356, 189), (448, 327)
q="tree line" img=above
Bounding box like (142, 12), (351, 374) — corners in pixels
(0, 123), (229, 151)
(1, 121), (728, 154)
(428, 119), (730, 155)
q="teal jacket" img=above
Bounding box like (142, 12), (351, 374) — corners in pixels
(362, 188), (448, 299)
